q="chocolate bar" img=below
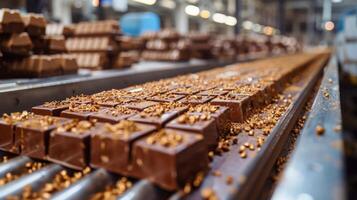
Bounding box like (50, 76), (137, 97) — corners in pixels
(157, 29), (180, 41)
(22, 13), (46, 36)
(2, 55), (63, 78)
(211, 93), (252, 122)
(179, 95), (214, 105)
(132, 129), (208, 190)
(33, 35), (67, 54)
(70, 53), (108, 70)
(123, 100), (159, 111)
(188, 104), (230, 135)
(197, 88), (229, 97)
(0, 9), (24, 33)
(165, 112), (218, 149)
(48, 120), (95, 169)
(32, 100), (70, 116)
(128, 103), (187, 128)
(60, 103), (101, 120)
(0, 32), (32, 56)
(46, 23), (74, 37)
(14, 115), (71, 159)
(91, 121), (156, 175)
(73, 20), (120, 36)
(146, 93), (186, 103)
(0, 111), (35, 153)
(52, 54), (79, 74)
(66, 37), (117, 53)
(89, 106), (139, 123)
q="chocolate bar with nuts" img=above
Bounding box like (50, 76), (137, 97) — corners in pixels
(165, 112), (218, 149)
(14, 115), (72, 159)
(132, 129), (208, 190)
(48, 120), (95, 169)
(211, 93), (252, 123)
(91, 121), (156, 175)
(60, 103), (102, 120)
(32, 100), (70, 116)
(89, 106), (139, 124)
(128, 103), (187, 128)
(188, 104), (230, 135)
(0, 111), (35, 153)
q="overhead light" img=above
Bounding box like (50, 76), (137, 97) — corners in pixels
(332, 0), (343, 3)
(324, 21), (335, 31)
(185, 5), (200, 16)
(212, 13), (226, 23)
(263, 26), (274, 35)
(200, 10), (211, 19)
(252, 23), (262, 32)
(225, 16), (237, 26)
(242, 20), (253, 30)
(132, 0), (157, 5)
(92, 0), (99, 7)
(160, 0), (176, 9)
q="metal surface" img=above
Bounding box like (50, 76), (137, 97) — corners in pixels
(51, 168), (115, 200)
(230, 55), (329, 200)
(0, 164), (63, 198)
(0, 60), (236, 114)
(119, 180), (170, 200)
(272, 56), (346, 200)
(0, 156), (32, 177)
(182, 54), (328, 200)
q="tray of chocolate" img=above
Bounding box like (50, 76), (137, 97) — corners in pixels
(187, 32), (214, 60)
(0, 52), (331, 199)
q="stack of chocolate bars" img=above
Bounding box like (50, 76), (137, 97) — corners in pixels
(0, 9), (78, 78)
(66, 20), (121, 70)
(0, 53), (318, 191)
(187, 32), (214, 59)
(141, 29), (190, 62)
(113, 36), (143, 69)
(211, 36), (238, 61)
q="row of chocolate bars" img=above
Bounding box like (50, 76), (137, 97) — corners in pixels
(0, 53), (315, 191)
(0, 8), (300, 78)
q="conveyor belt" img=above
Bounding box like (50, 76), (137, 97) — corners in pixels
(272, 55), (346, 200)
(0, 53), (335, 200)
(0, 60), (234, 114)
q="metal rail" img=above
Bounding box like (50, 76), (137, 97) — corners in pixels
(272, 56), (346, 200)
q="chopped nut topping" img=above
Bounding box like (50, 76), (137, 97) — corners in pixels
(104, 120), (140, 136)
(316, 125), (325, 135)
(201, 187), (218, 200)
(69, 103), (99, 112)
(104, 106), (137, 116)
(2, 111), (34, 124)
(43, 100), (69, 108)
(145, 130), (184, 148)
(177, 113), (211, 125)
(226, 176), (234, 185)
(189, 104), (219, 113)
(22, 116), (61, 129)
(56, 120), (94, 134)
